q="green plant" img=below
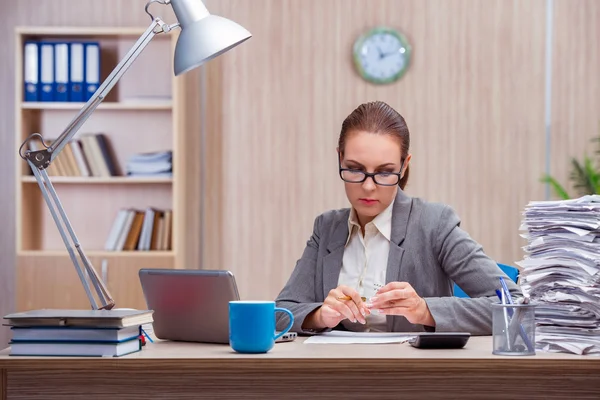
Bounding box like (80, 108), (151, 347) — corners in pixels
(541, 136), (600, 200)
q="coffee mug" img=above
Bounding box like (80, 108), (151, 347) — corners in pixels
(229, 300), (294, 353)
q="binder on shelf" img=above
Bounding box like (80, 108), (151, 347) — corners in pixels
(69, 42), (85, 102)
(84, 42), (100, 101)
(54, 42), (70, 102)
(23, 42), (39, 102)
(39, 42), (54, 102)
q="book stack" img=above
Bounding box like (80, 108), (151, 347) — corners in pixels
(125, 150), (172, 177)
(4, 309), (154, 357)
(104, 207), (172, 251)
(29, 133), (119, 177)
(516, 195), (600, 355)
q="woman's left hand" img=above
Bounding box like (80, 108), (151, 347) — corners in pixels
(367, 282), (436, 327)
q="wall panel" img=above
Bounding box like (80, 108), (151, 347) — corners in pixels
(550, 0), (600, 198)
(202, 0), (547, 300)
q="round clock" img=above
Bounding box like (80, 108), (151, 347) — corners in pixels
(353, 27), (411, 85)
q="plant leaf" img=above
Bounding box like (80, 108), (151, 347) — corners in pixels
(583, 156), (600, 194)
(569, 158), (595, 196)
(540, 175), (570, 199)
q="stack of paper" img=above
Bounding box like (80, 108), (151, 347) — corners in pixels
(126, 150), (172, 177)
(516, 195), (600, 355)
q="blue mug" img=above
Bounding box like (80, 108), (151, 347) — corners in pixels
(229, 301), (294, 353)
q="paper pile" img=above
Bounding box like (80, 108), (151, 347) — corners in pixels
(516, 195), (600, 355)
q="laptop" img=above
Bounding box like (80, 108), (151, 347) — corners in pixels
(139, 269), (240, 344)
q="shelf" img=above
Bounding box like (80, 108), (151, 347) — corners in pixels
(16, 26), (155, 38)
(21, 101), (172, 111)
(18, 250), (175, 257)
(21, 176), (173, 184)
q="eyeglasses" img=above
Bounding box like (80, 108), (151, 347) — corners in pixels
(338, 158), (405, 187)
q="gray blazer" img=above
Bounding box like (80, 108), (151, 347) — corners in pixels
(275, 190), (522, 335)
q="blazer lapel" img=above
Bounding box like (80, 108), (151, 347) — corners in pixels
(385, 189), (413, 330)
(323, 215), (350, 296)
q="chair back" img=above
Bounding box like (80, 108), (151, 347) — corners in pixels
(453, 263), (519, 298)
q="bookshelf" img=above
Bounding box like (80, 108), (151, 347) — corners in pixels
(15, 26), (193, 312)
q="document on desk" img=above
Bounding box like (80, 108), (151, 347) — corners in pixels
(304, 331), (415, 344)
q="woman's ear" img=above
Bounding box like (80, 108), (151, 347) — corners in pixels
(402, 154), (412, 175)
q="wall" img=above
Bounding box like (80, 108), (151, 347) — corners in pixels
(201, 0), (552, 301)
(551, 1), (600, 196)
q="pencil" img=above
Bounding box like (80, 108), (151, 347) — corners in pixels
(337, 295), (367, 302)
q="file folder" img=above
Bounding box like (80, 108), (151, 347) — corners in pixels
(69, 42), (85, 102)
(54, 43), (70, 102)
(39, 42), (54, 102)
(84, 42), (100, 101)
(23, 42), (39, 102)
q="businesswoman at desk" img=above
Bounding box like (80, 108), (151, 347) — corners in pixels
(275, 101), (521, 335)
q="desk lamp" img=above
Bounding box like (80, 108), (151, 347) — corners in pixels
(17, 0), (251, 311)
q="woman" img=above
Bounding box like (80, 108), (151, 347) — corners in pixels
(275, 101), (521, 335)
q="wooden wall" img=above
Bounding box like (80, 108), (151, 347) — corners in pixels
(1, 0), (599, 346)
(551, 1), (600, 196)
(201, 0), (551, 301)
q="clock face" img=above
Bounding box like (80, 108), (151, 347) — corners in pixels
(353, 27), (411, 84)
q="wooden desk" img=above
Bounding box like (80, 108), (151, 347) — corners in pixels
(1, 336), (599, 399)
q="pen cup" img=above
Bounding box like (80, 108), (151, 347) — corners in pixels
(492, 303), (536, 356)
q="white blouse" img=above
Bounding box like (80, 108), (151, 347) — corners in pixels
(337, 201), (394, 332)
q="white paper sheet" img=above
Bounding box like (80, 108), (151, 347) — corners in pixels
(303, 331), (415, 344)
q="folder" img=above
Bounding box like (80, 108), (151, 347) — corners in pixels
(54, 43), (69, 102)
(39, 42), (54, 102)
(84, 42), (100, 101)
(69, 42), (85, 102)
(23, 41), (39, 102)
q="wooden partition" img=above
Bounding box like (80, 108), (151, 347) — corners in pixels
(201, 0), (549, 300)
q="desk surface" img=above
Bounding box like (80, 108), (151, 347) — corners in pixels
(0, 336), (596, 368)
(2, 336), (600, 399)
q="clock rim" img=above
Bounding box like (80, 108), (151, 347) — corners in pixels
(352, 26), (412, 85)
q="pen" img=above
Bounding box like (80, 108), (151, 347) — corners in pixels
(498, 287), (512, 349)
(499, 277), (513, 305)
(336, 296), (367, 302)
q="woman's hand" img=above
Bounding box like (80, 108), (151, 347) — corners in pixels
(304, 285), (371, 330)
(367, 282), (435, 327)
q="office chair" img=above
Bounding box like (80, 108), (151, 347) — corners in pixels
(453, 263), (519, 298)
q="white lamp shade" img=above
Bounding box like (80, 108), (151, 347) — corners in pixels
(174, 14), (252, 75)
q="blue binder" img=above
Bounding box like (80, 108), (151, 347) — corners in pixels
(84, 42), (100, 101)
(69, 42), (85, 102)
(23, 41), (39, 102)
(39, 42), (54, 102)
(54, 42), (70, 102)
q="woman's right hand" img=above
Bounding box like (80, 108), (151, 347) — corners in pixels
(316, 285), (370, 328)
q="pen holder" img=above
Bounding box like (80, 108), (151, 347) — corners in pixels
(492, 303), (536, 356)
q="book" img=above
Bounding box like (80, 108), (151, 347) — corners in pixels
(9, 337), (141, 357)
(10, 325), (141, 343)
(3, 309), (153, 328)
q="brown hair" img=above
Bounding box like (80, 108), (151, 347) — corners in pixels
(338, 101), (410, 190)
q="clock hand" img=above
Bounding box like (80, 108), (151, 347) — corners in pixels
(381, 49), (400, 58)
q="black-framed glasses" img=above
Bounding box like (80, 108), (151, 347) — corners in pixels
(338, 158), (405, 186)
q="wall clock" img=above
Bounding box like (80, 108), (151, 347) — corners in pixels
(353, 27), (411, 85)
